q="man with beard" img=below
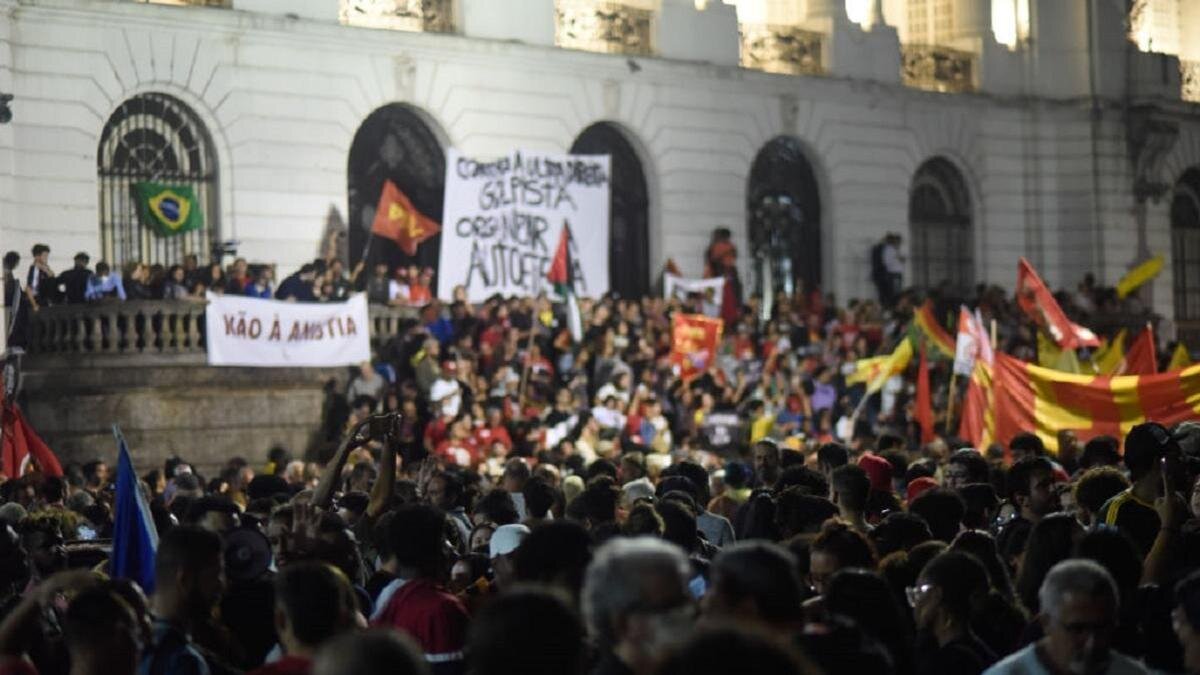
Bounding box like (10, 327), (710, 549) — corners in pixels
(984, 560), (1145, 675)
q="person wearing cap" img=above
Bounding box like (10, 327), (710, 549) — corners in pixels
(907, 476), (939, 504)
(489, 523), (529, 592)
(56, 252), (92, 305)
(1098, 422), (1180, 556)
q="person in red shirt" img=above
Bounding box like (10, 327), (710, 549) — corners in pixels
(435, 414), (481, 468)
(472, 407), (512, 455)
(371, 505), (469, 674)
(249, 562), (362, 675)
(407, 266), (433, 307)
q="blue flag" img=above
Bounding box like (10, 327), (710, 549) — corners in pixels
(111, 426), (158, 593)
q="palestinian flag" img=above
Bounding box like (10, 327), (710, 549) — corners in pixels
(913, 300), (956, 359)
(133, 182), (203, 237)
(547, 224), (582, 342)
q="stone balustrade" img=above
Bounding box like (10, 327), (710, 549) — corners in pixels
(738, 23), (824, 77)
(900, 44), (976, 93)
(27, 300), (418, 363)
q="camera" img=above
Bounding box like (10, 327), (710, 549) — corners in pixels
(368, 412), (401, 438)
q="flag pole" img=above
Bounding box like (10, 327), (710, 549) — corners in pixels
(516, 322), (537, 419)
(945, 372), (958, 437)
(990, 320), (997, 350)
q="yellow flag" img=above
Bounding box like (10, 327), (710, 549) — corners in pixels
(1090, 329), (1128, 375)
(1038, 331), (1081, 373)
(1116, 255), (1164, 299)
(846, 355), (889, 386)
(867, 338), (914, 393)
(1169, 342), (1193, 372)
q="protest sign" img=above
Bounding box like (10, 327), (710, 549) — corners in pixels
(205, 292), (371, 367)
(437, 149), (611, 302)
(669, 313), (724, 381)
(663, 274), (725, 317)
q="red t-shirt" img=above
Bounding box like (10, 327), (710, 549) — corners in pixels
(372, 578), (469, 664)
(473, 425), (512, 452)
(436, 437), (480, 468)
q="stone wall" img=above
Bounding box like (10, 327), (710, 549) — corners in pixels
(21, 358), (346, 474)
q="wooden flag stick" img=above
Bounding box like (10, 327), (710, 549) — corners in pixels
(516, 320), (537, 419)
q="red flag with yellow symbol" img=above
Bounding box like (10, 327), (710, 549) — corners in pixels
(371, 180), (440, 256)
(670, 314), (724, 382)
(992, 352), (1200, 455)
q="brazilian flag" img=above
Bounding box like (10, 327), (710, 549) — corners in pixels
(133, 182), (203, 237)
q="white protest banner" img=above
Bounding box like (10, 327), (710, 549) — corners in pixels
(205, 292), (371, 367)
(663, 274), (725, 317)
(437, 149), (611, 302)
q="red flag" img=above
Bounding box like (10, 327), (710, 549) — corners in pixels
(915, 343), (935, 444)
(957, 361), (994, 449)
(669, 314), (724, 382)
(1016, 258), (1099, 349)
(1, 404), (63, 478)
(546, 226), (572, 288)
(1123, 325), (1157, 375)
(371, 180), (440, 256)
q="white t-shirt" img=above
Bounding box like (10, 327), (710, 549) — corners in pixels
(983, 644), (1147, 675)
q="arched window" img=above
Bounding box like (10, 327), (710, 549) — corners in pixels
(347, 104), (446, 272)
(909, 157), (972, 293)
(747, 136), (821, 297)
(1171, 168), (1200, 343)
(570, 123), (650, 299)
(98, 93), (219, 267)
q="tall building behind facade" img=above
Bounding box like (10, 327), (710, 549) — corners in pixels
(1, 0), (1199, 339)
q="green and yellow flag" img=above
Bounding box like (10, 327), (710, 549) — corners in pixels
(133, 182), (203, 237)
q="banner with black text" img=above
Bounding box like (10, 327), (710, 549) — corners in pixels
(205, 292), (371, 367)
(437, 149), (611, 302)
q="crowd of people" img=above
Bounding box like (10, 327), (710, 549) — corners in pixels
(0, 228), (1196, 675)
(2, 244), (440, 310)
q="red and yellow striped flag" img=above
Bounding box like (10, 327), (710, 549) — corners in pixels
(992, 352), (1200, 454)
(913, 300), (956, 360)
(958, 360), (995, 450)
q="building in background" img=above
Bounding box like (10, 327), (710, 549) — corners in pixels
(1, 0), (1199, 339)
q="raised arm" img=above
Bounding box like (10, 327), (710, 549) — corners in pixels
(311, 419), (371, 510)
(366, 419), (399, 519)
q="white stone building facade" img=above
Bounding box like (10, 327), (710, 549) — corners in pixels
(2, 0), (1200, 338)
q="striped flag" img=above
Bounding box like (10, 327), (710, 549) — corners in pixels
(992, 353), (1200, 455)
(111, 426), (158, 593)
(958, 360), (995, 450)
(913, 300), (956, 359)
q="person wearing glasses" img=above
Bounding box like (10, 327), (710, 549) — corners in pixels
(983, 559), (1146, 675)
(909, 551), (997, 675)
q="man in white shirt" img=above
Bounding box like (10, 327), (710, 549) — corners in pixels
(984, 559), (1146, 675)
